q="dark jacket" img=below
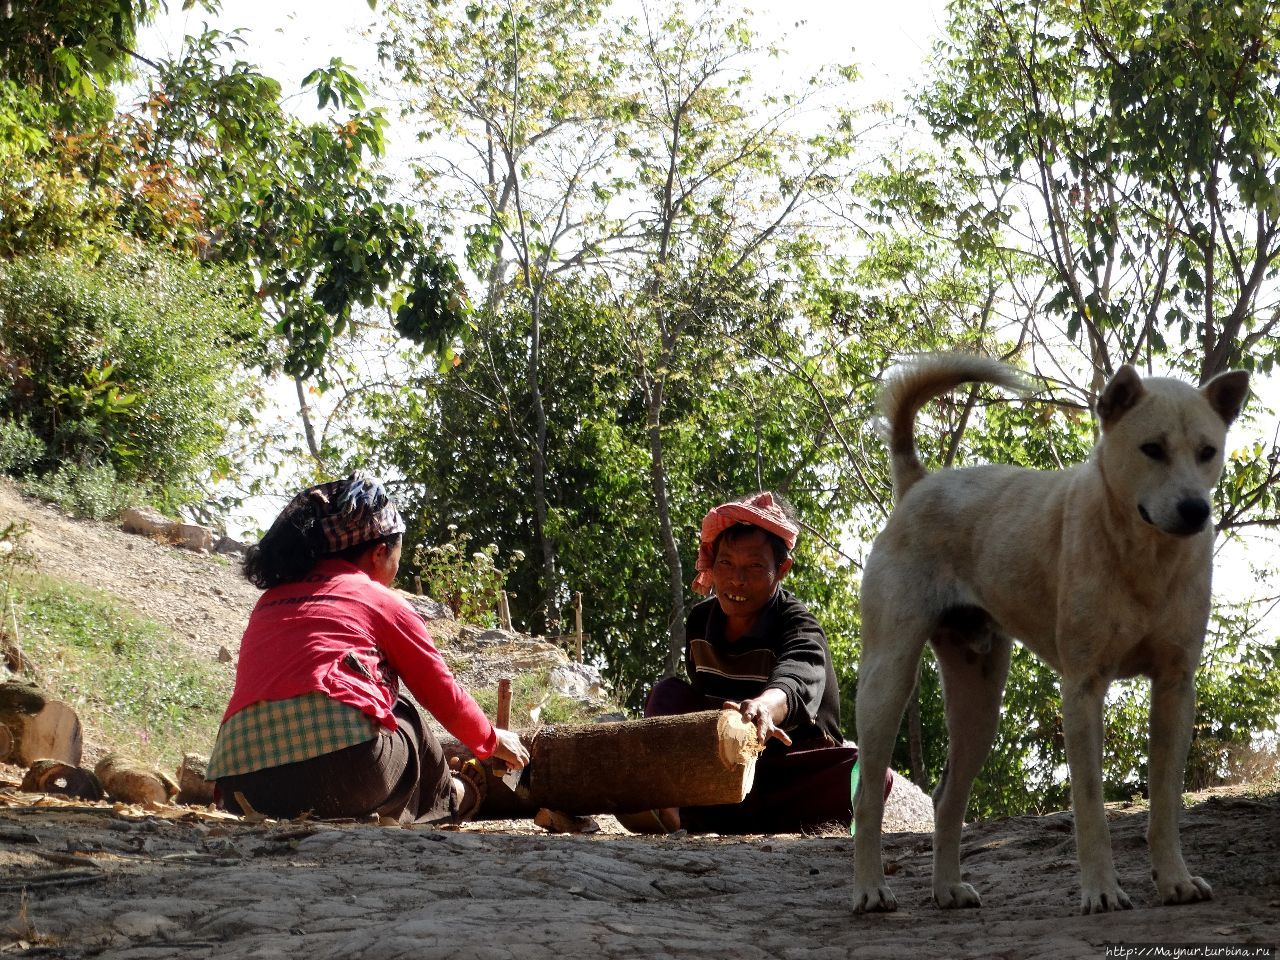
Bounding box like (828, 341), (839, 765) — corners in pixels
(684, 588), (843, 747)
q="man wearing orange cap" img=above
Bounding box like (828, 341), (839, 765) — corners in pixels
(622, 491), (890, 834)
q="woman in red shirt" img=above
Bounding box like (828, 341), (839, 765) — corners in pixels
(209, 473), (526, 823)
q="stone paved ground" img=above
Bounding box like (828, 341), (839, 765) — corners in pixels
(1, 786), (1276, 960)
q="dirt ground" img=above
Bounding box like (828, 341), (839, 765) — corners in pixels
(2, 480), (1278, 959)
(0, 784), (1275, 959)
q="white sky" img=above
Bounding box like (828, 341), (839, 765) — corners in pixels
(138, 0), (950, 111)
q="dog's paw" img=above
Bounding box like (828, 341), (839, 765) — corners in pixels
(1079, 883), (1134, 914)
(1158, 874), (1212, 905)
(933, 882), (982, 909)
(852, 884), (899, 913)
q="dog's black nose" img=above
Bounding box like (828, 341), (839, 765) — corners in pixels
(1176, 498), (1211, 531)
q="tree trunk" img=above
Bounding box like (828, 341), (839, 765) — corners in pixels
(445, 710), (762, 819)
(528, 296), (557, 633)
(294, 375), (323, 463)
(907, 687), (927, 790)
(0, 681), (82, 767)
(647, 392), (687, 677)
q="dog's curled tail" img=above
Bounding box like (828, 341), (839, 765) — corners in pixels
(880, 353), (1028, 500)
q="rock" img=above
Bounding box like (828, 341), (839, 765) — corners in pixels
(401, 593), (454, 621)
(882, 769), (935, 833)
(120, 506), (216, 553)
(120, 506), (169, 537)
(214, 535), (248, 557)
(170, 522), (215, 553)
(549, 662), (608, 701)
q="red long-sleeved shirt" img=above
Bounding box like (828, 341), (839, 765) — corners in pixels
(223, 558), (497, 758)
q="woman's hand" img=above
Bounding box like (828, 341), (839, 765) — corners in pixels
(492, 728), (530, 769)
(723, 690), (792, 747)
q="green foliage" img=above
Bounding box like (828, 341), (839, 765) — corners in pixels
(0, 246), (259, 507)
(0, 0), (156, 94)
(20, 461), (147, 522)
(129, 28), (466, 379)
(11, 572), (230, 769)
(414, 528), (524, 628)
(0, 417), (43, 476)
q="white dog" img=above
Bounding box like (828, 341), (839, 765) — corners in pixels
(852, 353), (1249, 914)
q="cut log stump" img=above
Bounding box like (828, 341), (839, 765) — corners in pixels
(19, 760), (103, 801)
(0, 681), (82, 767)
(446, 709), (763, 819)
(95, 753), (178, 806)
(175, 753), (215, 806)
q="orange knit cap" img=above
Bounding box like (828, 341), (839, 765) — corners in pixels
(690, 492), (800, 595)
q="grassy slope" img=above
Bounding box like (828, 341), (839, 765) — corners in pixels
(9, 572), (229, 770)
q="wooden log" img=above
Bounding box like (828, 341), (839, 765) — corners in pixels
(175, 752), (215, 806)
(0, 681), (82, 766)
(19, 760), (103, 801)
(446, 709), (762, 819)
(94, 753), (178, 806)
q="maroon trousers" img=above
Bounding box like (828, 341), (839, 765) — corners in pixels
(646, 676), (892, 834)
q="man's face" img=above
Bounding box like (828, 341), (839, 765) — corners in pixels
(710, 528), (792, 624)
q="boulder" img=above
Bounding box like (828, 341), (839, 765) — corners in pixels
(120, 506), (169, 538)
(120, 507), (216, 553)
(169, 522), (215, 553)
(550, 662), (608, 702)
(213, 535), (249, 557)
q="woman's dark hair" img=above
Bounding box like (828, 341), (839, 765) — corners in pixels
(242, 488), (401, 590)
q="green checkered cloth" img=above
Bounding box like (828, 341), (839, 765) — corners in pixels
(207, 691), (381, 779)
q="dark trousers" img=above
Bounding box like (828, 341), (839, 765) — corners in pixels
(646, 676), (892, 834)
(217, 696), (454, 824)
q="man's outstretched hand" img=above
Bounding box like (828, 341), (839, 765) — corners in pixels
(723, 691), (792, 747)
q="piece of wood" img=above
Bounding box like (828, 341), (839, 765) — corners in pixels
(94, 753), (178, 806)
(498, 591), (512, 631)
(0, 681), (82, 766)
(175, 753), (215, 806)
(495, 678), (512, 729)
(445, 709), (762, 819)
(19, 760), (103, 801)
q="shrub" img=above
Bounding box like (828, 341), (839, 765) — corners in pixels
(0, 416), (43, 475)
(414, 527), (524, 627)
(0, 245), (261, 508)
(20, 461), (145, 521)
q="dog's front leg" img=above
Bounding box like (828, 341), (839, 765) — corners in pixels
(1061, 674), (1133, 914)
(1147, 667), (1212, 905)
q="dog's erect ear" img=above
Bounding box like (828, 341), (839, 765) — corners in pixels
(1201, 369), (1250, 426)
(1096, 365), (1144, 427)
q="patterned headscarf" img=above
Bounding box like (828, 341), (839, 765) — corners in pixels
(295, 472), (406, 553)
(691, 491), (800, 595)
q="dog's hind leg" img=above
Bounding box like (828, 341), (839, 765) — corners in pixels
(1147, 664), (1212, 905)
(930, 626), (1012, 908)
(851, 608), (931, 913)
